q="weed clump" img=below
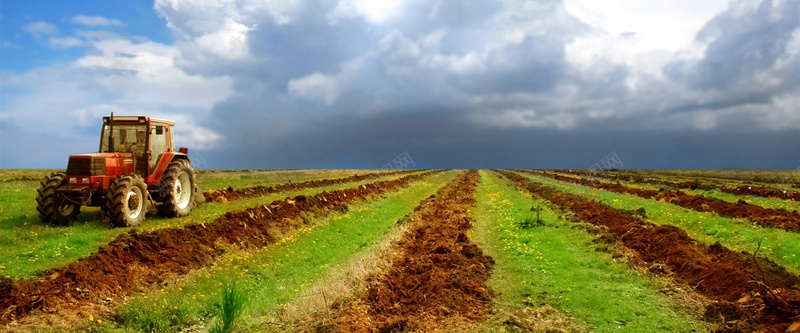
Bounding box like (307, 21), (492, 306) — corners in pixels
(210, 282), (248, 333)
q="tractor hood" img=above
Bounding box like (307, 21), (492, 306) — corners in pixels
(70, 152), (132, 159)
(67, 153), (134, 176)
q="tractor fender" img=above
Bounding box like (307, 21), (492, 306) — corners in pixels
(148, 152), (189, 185)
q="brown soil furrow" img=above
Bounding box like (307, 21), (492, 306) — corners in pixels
(498, 170), (800, 332)
(718, 185), (800, 202)
(333, 170), (495, 332)
(533, 171), (800, 232)
(553, 169), (800, 202)
(0, 170), (445, 325)
(203, 169), (420, 203)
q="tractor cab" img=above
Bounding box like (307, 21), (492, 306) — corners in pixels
(99, 116), (178, 178)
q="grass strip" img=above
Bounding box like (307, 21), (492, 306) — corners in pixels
(471, 171), (707, 332)
(196, 169), (384, 190)
(202, 169), (418, 203)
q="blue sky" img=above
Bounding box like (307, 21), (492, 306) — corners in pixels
(1, 0), (798, 169)
(2, 0), (171, 71)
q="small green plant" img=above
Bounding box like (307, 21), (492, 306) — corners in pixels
(210, 282), (247, 333)
(519, 205), (544, 228)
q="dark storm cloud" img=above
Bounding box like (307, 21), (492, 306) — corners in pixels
(191, 0), (798, 169)
(203, 110), (800, 169)
(459, 35), (566, 94)
(670, 0), (798, 90)
(664, 0), (799, 111)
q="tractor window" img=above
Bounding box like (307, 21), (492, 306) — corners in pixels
(150, 125), (168, 175)
(100, 125), (147, 153)
(169, 126), (176, 152)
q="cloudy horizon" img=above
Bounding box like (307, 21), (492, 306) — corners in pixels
(1, 0), (798, 169)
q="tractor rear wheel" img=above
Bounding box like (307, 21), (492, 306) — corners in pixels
(104, 174), (148, 227)
(178, 159), (205, 204)
(36, 172), (80, 225)
(156, 160), (195, 217)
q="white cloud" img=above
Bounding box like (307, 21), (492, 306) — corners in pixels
(471, 108), (577, 129)
(563, 0), (732, 86)
(193, 18), (252, 60)
(288, 73), (346, 104)
(75, 30), (123, 41)
(564, 0), (732, 53)
(49, 37), (91, 48)
(71, 39), (234, 109)
(328, 0), (407, 25)
(2, 35), (234, 158)
(164, 114), (225, 149)
(72, 15), (126, 27)
(23, 21), (57, 38)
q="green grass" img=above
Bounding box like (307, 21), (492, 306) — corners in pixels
(195, 169), (387, 190)
(0, 170), (429, 279)
(523, 172), (800, 275)
(687, 188), (800, 212)
(108, 171), (457, 332)
(0, 169), (60, 181)
(608, 169), (800, 188)
(579, 174), (800, 213)
(471, 171), (709, 332)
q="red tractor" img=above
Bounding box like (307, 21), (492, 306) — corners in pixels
(36, 114), (204, 227)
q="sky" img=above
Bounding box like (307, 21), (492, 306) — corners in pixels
(1, 0), (798, 169)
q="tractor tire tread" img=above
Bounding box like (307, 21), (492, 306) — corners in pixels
(156, 160), (195, 217)
(35, 172), (79, 225)
(103, 174), (148, 227)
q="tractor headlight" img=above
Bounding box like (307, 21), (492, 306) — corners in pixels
(82, 178), (90, 184)
(69, 177), (77, 184)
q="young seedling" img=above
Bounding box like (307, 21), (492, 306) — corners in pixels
(519, 205), (544, 228)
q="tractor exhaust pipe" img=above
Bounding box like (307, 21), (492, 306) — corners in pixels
(108, 112), (114, 152)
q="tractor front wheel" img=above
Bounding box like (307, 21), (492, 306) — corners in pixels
(104, 174), (148, 227)
(156, 160), (196, 217)
(36, 172), (80, 225)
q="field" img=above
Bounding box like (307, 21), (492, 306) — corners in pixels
(1, 169), (799, 332)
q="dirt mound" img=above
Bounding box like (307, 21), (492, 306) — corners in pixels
(497, 170), (800, 332)
(537, 171), (800, 232)
(204, 169), (419, 203)
(332, 170), (494, 332)
(0, 170), (444, 325)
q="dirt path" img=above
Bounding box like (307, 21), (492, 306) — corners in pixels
(536, 171), (800, 232)
(330, 170), (495, 332)
(203, 169), (420, 203)
(0, 170), (444, 326)
(498, 170), (800, 332)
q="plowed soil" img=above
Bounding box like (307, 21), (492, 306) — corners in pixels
(720, 185), (800, 202)
(332, 170), (495, 332)
(538, 171), (800, 232)
(554, 169), (800, 202)
(204, 169), (419, 203)
(498, 171), (800, 332)
(0, 170), (443, 325)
